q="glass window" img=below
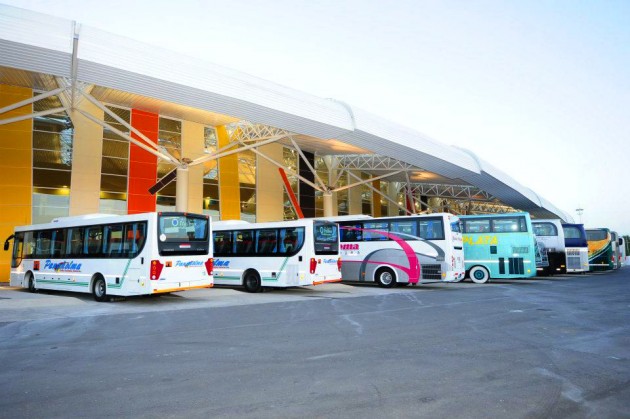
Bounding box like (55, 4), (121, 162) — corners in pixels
(52, 229), (67, 258)
(492, 217), (527, 233)
(282, 147), (299, 220)
(36, 230), (53, 257)
(450, 220), (462, 233)
(235, 230), (254, 255)
(419, 219), (445, 240)
(213, 231), (233, 256)
(11, 232), (24, 268)
(533, 222), (557, 236)
(100, 105), (130, 214)
(68, 227), (84, 256)
(314, 222), (338, 255)
(340, 223), (363, 242)
(256, 229), (278, 254)
(586, 230), (608, 241)
(85, 226), (104, 256)
(158, 215), (208, 241)
(363, 222), (389, 241)
(563, 226), (583, 239)
(464, 219), (490, 234)
(24, 232), (36, 258)
(279, 227), (304, 255)
(105, 224), (124, 256)
(156, 117), (182, 212)
(32, 92), (73, 223)
(390, 220), (418, 240)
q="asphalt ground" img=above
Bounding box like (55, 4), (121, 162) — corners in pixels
(0, 269), (629, 418)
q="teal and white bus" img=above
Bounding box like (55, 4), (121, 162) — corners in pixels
(461, 213), (538, 283)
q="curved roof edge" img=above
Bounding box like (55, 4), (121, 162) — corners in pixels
(0, 5), (572, 221)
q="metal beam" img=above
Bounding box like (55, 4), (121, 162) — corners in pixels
(0, 86), (68, 116)
(0, 107), (67, 126)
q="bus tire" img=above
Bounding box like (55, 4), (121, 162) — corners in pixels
(243, 270), (262, 293)
(92, 275), (108, 302)
(26, 272), (37, 293)
(375, 267), (396, 288)
(469, 266), (490, 284)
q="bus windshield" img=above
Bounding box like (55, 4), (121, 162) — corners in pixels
(314, 222), (339, 255)
(158, 213), (210, 256)
(586, 230), (608, 241)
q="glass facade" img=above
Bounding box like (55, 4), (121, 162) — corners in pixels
(239, 149), (256, 222)
(32, 93), (73, 224)
(155, 117), (181, 211)
(202, 127), (220, 220)
(314, 157), (327, 218)
(361, 172), (372, 215)
(337, 171), (349, 216)
(100, 105), (130, 214)
(283, 147), (299, 220)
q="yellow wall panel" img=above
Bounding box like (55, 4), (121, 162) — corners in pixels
(0, 85), (32, 281)
(69, 100), (104, 215)
(256, 143), (284, 222)
(182, 121), (205, 214)
(216, 125), (240, 220)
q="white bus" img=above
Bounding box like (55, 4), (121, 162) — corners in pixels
(3, 212), (214, 301)
(212, 219), (341, 292)
(331, 213), (466, 287)
(532, 219), (566, 275)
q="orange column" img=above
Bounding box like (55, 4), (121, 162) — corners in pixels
(372, 179), (381, 217)
(0, 86), (32, 281)
(127, 109), (158, 214)
(216, 125), (240, 220)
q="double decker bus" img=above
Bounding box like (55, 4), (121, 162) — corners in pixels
(3, 212), (213, 301)
(561, 223), (589, 273)
(212, 219), (341, 292)
(586, 228), (615, 271)
(332, 213), (465, 287)
(460, 213), (537, 283)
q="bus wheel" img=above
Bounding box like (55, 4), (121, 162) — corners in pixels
(92, 276), (108, 302)
(27, 273), (37, 293)
(469, 266), (490, 284)
(243, 271), (262, 293)
(375, 267), (395, 288)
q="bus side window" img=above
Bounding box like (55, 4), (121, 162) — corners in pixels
(24, 232), (36, 258)
(235, 230), (254, 255)
(36, 230), (53, 257)
(68, 228), (84, 256)
(10, 232), (24, 268)
(106, 225), (124, 256)
(85, 226), (104, 256)
(257, 229), (277, 254)
(341, 224), (362, 242)
(134, 223), (147, 253)
(52, 229), (67, 258)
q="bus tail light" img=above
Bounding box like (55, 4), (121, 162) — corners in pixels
(337, 257), (342, 272)
(205, 258), (214, 275)
(150, 260), (164, 280)
(310, 258), (317, 274)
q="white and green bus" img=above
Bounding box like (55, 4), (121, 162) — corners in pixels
(4, 212), (214, 301)
(212, 219), (341, 292)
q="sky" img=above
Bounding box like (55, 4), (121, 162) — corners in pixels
(3, 0), (630, 234)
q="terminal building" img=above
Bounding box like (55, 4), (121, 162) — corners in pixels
(0, 5), (572, 280)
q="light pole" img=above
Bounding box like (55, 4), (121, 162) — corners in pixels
(576, 208), (584, 223)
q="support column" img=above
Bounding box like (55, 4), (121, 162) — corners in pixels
(388, 182), (401, 216)
(372, 179), (381, 218)
(348, 171), (362, 215)
(128, 109), (158, 214)
(69, 98), (104, 215)
(181, 121), (205, 214)
(323, 192), (333, 217)
(216, 125), (240, 220)
(256, 143), (283, 222)
(0, 85), (32, 281)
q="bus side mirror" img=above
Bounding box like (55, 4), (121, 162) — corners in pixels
(3, 241), (9, 251)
